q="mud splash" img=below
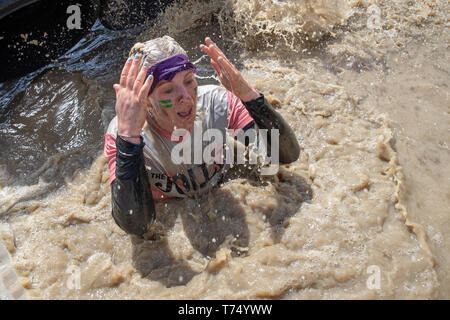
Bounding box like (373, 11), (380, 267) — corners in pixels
(0, 0), (447, 299)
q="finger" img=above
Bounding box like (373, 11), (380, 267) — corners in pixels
(126, 54), (141, 89)
(113, 84), (120, 94)
(201, 42), (227, 68)
(205, 37), (228, 61)
(205, 37), (217, 48)
(119, 57), (132, 87)
(138, 74), (153, 103)
(217, 56), (236, 79)
(213, 58), (234, 88)
(201, 42), (232, 83)
(201, 45), (223, 73)
(210, 58), (222, 76)
(133, 61), (150, 94)
(207, 45), (222, 62)
(200, 41), (221, 62)
(200, 44), (214, 59)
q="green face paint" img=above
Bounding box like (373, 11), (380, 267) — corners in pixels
(159, 99), (173, 109)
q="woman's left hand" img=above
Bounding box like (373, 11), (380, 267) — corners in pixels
(200, 37), (260, 102)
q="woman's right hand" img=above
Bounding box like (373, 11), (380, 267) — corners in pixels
(113, 55), (153, 144)
(200, 37), (260, 103)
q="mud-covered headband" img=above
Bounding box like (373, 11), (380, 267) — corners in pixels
(146, 54), (197, 96)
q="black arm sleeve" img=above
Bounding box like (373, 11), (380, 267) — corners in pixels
(243, 94), (300, 164)
(110, 136), (155, 237)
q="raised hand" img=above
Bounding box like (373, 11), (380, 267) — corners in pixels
(113, 54), (153, 144)
(200, 37), (260, 102)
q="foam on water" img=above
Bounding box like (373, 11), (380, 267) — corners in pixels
(0, 0), (448, 299)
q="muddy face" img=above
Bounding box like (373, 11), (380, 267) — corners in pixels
(0, 0), (448, 299)
(148, 69), (198, 133)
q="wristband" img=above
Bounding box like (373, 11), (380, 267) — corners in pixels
(242, 92), (266, 112)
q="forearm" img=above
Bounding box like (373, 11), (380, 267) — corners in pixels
(243, 94), (300, 164)
(111, 136), (155, 237)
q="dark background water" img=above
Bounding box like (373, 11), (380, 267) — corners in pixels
(0, 20), (139, 186)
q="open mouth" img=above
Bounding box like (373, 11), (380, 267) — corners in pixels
(177, 107), (193, 120)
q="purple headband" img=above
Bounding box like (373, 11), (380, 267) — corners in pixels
(146, 54), (197, 96)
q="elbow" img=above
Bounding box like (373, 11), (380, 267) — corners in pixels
(278, 130), (300, 164)
(111, 204), (152, 237)
(279, 142), (300, 164)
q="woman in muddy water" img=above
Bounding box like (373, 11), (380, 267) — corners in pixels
(104, 35), (300, 237)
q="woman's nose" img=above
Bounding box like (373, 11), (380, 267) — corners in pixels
(178, 85), (191, 103)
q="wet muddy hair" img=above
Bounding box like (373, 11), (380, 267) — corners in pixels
(128, 35), (187, 68)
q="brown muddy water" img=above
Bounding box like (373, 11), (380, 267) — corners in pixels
(0, 0), (448, 299)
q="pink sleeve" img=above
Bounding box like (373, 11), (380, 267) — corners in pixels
(151, 186), (170, 200)
(104, 133), (117, 184)
(227, 91), (254, 130)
